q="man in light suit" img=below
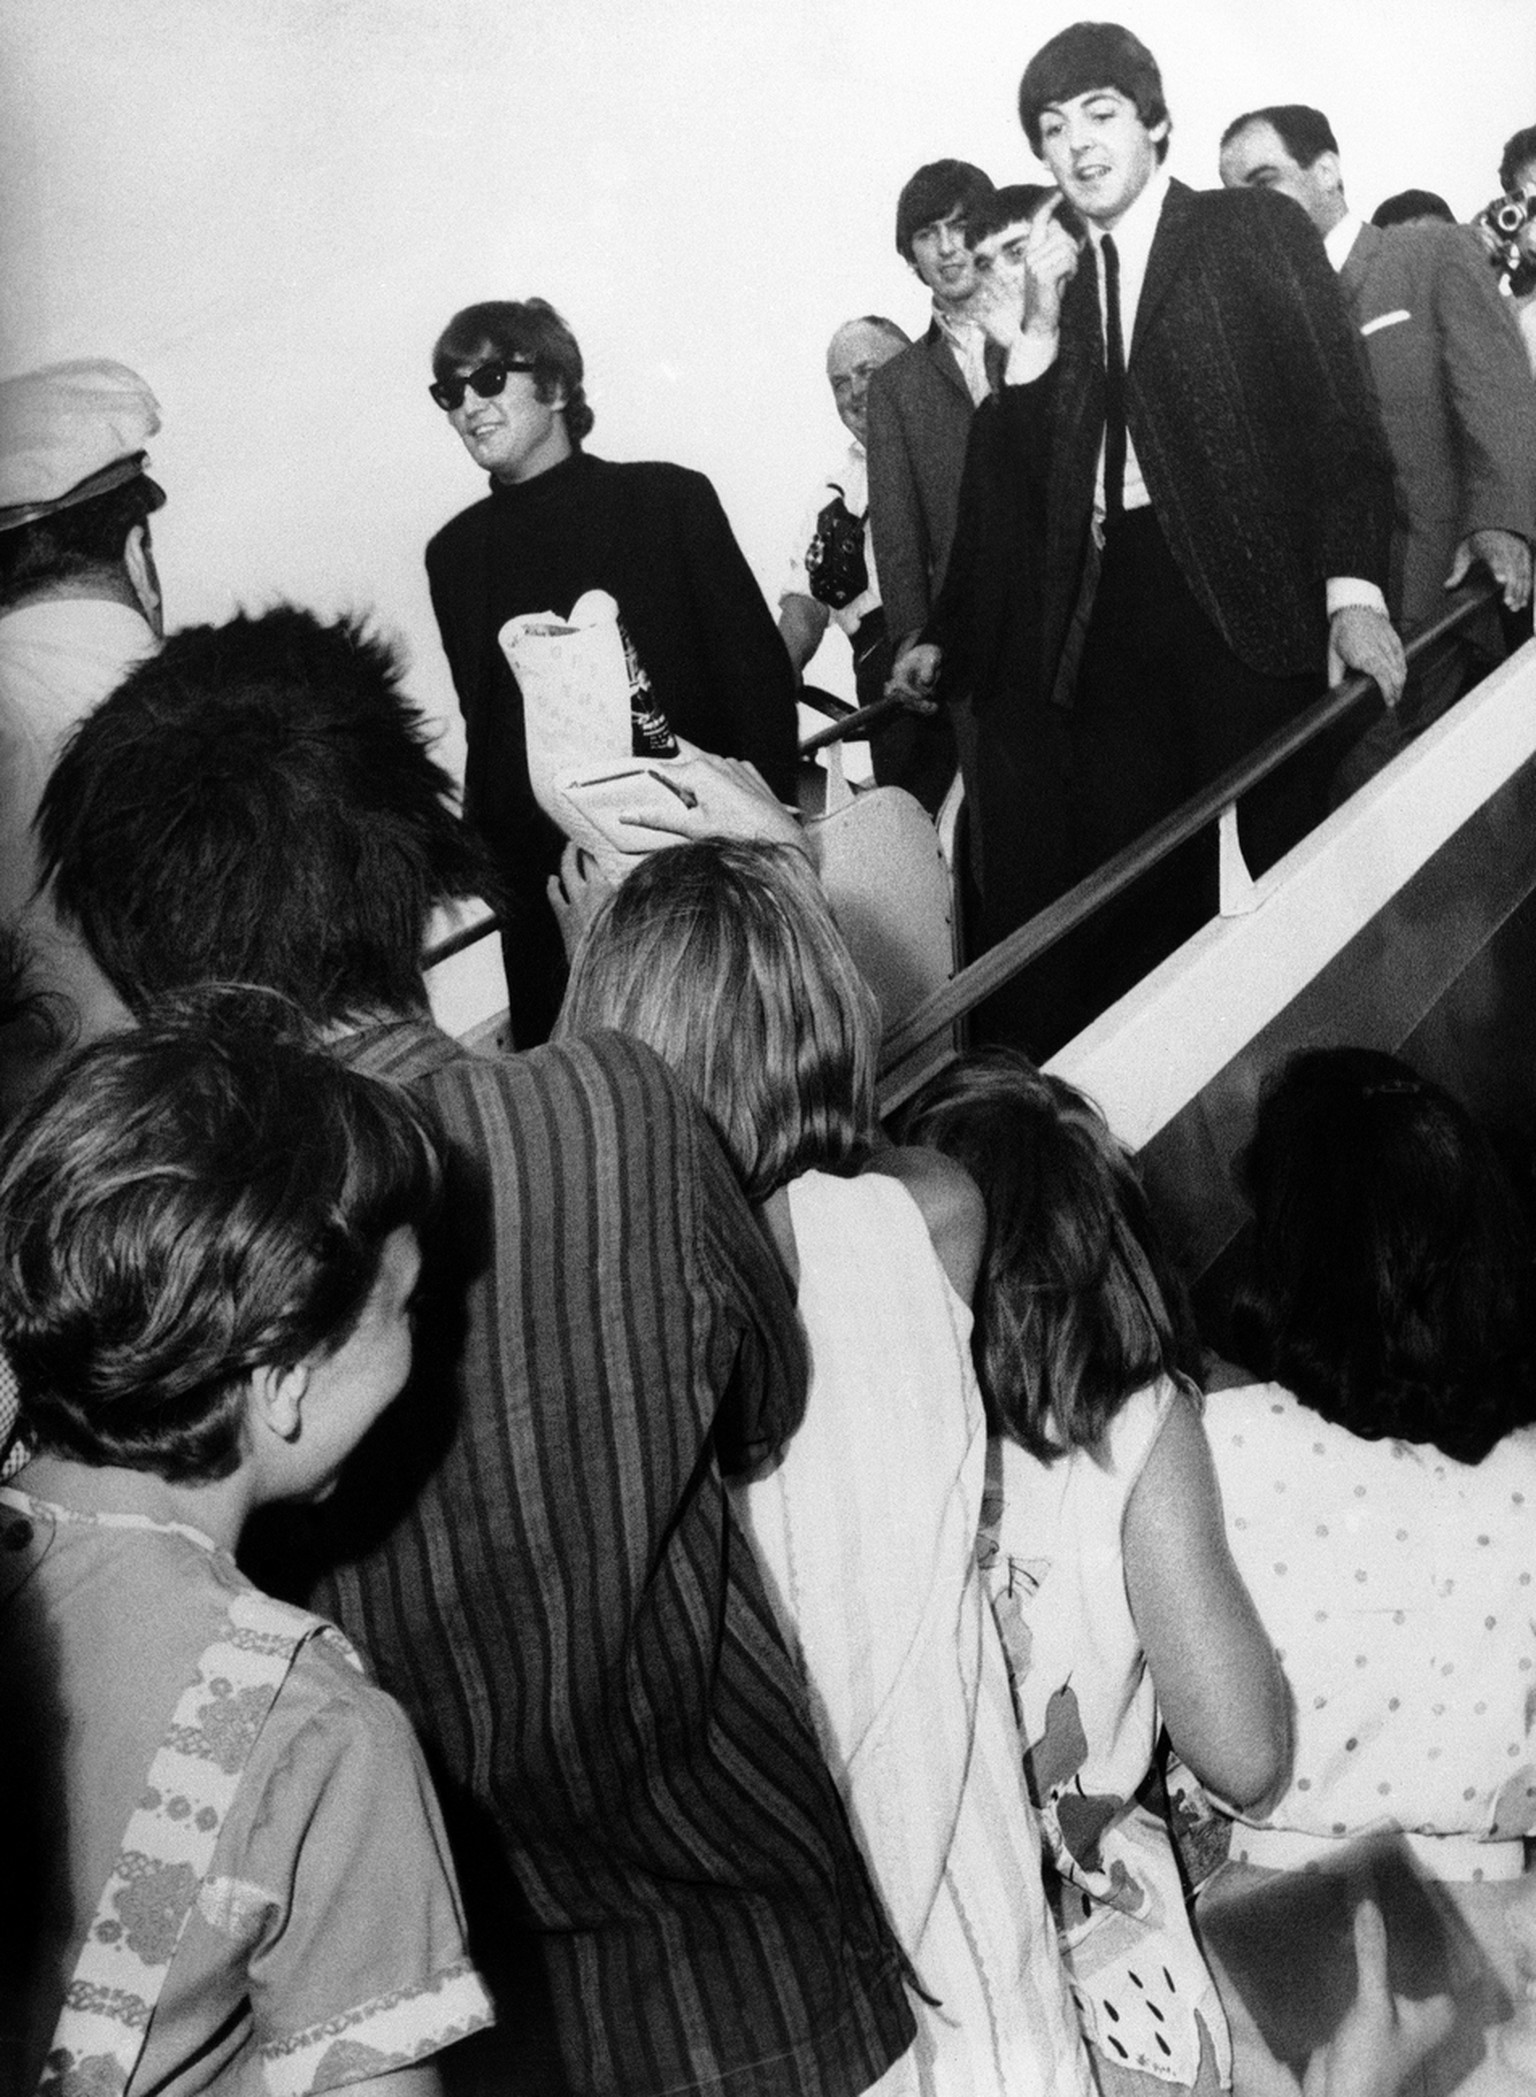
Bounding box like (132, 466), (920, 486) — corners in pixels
(865, 158), (995, 810)
(1220, 104), (1536, 786)
(893, 24), (1401, 1035)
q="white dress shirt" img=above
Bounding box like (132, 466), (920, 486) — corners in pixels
(936, 305), (993, 406)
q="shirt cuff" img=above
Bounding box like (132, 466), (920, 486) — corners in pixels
(1325, 578), (1388, 618)
(1004, 331), (1059, 386)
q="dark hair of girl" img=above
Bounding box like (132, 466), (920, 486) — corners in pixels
(898, 1048), (1200, 1459)
(1230, 1047), (1535, 1464)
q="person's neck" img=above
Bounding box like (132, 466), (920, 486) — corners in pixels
(16, 1450), (254, 1553)
(491, 433), (577, 489)
(1088, 159), (1166, 241)
(6, 573), (148, 621)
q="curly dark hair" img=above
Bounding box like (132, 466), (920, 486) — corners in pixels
(1230, 1047), (1536, 1464)
(38, 604), (495, 1027)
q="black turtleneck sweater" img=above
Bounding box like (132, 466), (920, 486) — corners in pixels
(428, 449), (796, 857)
(426, 451), (798, 1042)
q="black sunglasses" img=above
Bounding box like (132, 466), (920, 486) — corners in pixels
(429, 356), (536, 413)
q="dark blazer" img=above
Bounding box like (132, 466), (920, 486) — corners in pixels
(864, 323), (977, 651)
(1338, 219), (1536, 632)
(925, 389), (1046, 719)
(987, 180), (1396, 698)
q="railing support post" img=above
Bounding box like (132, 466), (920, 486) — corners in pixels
(1217, 802), (1259, 917)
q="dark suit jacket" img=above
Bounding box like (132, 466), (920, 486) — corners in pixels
(979, 180), (1396, 699)
(864, 323), (978, 651)
(1338, 219), (1536, 632)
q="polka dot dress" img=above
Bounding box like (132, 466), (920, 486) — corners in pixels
(1208, 1384), (1536, 1864)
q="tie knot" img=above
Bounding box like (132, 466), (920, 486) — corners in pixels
(1101, 233), (1120, 280)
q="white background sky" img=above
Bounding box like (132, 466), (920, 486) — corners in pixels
(5, 0), (1534, 775)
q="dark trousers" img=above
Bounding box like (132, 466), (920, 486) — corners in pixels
(1060, 505), (1322, 1023)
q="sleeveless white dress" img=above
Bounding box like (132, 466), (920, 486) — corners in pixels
(733, 1169), (1093, 2097)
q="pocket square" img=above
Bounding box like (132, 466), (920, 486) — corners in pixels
(1360, 309), (1411, 336)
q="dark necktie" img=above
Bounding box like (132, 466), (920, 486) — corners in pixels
(1101, 233), (1127, 522)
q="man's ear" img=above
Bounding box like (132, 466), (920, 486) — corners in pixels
(123, 523), (164, 638)
(1314, 150), (1344, 198)
(248, 1360), (310, 1444)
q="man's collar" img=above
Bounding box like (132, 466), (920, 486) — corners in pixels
(1085, 161), (1172, 252)
(1324, 209), (1364, 272)
(933, 299), (982, 341)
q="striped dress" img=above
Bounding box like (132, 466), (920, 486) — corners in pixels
(299, 1021), (914, 2097)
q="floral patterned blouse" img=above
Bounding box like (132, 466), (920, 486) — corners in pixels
(0, 1484), (490, 2094)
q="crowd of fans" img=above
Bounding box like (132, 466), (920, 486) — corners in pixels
(3, 17), (1536, 2097)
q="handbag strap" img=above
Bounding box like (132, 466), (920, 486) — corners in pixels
(37, 1586), (360, 2097)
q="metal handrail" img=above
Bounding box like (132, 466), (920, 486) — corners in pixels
(798, 693), (906, 754)
(876, 579), (1501, 1103)
(424, 581), (1502, 1037)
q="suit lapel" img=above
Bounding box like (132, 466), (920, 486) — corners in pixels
(924, 319), (973, 405)
(1130, 178), (1199, 357)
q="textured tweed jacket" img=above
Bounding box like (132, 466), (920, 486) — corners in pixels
(1001, 179), (1396, 695)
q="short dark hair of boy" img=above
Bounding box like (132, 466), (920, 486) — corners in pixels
(432, 298), (596, 444)
(1018, 22), (1171, 163)
(37, 605), (495, 1029)
(0, 471), (164, 614)
(1231, 1047), (1536, 1465)
(1219, 103), (1337, 166)
(897, 1047), (1201, 1459)
(0, 1001), (443, 1483)
(894, 160), (996, 262)
(1499, 124), (1536, 197)
(966, 183), (1057, 247)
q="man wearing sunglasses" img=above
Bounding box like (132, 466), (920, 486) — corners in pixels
(426, 298), (799, 1047)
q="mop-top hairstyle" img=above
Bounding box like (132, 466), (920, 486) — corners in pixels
(895, 160), (996, 261)
(432, 298), (595, 444)
(898, 1048), (1200, 1458)
(37, 604), (494, 1028)
(557, 839), (879, 1203)
(1231, 1047), (1536, 1464)
(0, 998), (443, 1484)
(1018, 22), (1170, 162)
(966, 183), (1057, 247)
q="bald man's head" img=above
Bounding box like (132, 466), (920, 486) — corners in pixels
(825, 317), (910, 445)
